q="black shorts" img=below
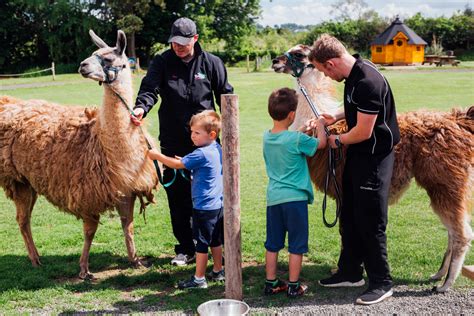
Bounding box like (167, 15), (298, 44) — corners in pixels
(192, 208), (224, 253)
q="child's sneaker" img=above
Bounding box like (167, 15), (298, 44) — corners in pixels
(207, 269), (225, 282)
(264, 279), (288, 295)
(178, 275), (208, 289)
(287, 281), (308, 298)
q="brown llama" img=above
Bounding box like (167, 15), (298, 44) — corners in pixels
(0, 30), (158, 279)
(272, 44), (473, 292)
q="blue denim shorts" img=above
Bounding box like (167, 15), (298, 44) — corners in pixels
(264, 200), (308, 254)
(192, 208), (224, 253)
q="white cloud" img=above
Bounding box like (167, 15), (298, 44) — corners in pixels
(260, 1), (333, 26)
(258, 0), (468, 26)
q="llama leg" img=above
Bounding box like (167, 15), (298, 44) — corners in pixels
(434, 217), (471, 292)
(430, 232), (452, 281)
(79, 216), (99, 280)
(116, 195), (141, 267)
(13, 182), (40, 266)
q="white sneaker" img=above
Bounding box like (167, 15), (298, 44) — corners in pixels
(171, 253), (195, 266)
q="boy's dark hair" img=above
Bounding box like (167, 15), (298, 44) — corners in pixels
(268, 88), (298, 121)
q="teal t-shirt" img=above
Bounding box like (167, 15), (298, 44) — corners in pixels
(263, 130), (319, 206)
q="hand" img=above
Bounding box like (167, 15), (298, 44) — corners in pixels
(328, 134), (339, 149)
(130, 108), (144, 126)
(147, 148), (161, 160)
(321, 113), (337, 126)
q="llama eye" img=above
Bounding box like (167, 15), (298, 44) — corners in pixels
(104, 57), (113, 63)
(293, 53), (304, 58)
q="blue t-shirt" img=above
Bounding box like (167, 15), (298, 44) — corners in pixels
(263, 130), (319, 206)
(181, 141), (223, 210)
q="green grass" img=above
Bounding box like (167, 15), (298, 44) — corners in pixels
(0, 68), (473, 313)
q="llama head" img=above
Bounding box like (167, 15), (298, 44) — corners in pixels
(272, 44), (313, 77)
(79, 30), (129, 85)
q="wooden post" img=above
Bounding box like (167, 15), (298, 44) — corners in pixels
(51, 62), (56, 81)
(221, 94), (242, 300)
(246, 55), (250, 73)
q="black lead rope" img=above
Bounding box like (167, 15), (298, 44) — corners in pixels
(296, 78), (343, 228)
(107, 87), (167, 187)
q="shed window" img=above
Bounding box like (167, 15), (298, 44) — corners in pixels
(396, 40), (403, 46)
(416, 46), (421, 51)
(376, 46), (383, 53)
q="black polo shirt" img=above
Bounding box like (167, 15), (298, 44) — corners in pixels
(344, 55), (400, 154)
(135, 42), (233, 155)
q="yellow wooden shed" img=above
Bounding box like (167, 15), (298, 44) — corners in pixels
(371, 17), (428, 65)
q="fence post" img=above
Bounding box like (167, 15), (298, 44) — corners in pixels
(221, 94), (242, 300)
(51, 62), (56, 81)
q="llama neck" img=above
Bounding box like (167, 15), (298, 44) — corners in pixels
(290, 68), (340, 130)
(97, 71), (147, 162)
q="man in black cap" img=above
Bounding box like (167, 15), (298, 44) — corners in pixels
(132, 17), (233, 266)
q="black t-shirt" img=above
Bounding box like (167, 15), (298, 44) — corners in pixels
(344, 55), (400, 154)
(134, 42), (233, 155)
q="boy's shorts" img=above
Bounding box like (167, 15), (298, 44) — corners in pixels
(192, 208), (224, 253)
(264, 200), (308, 254)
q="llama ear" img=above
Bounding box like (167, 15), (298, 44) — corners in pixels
(89, 30), (108, 49)
(116, 30), (127, 56)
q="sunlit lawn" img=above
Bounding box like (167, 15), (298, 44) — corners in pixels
(0, 67), (473, 313)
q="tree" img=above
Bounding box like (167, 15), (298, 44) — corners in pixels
(107, 0), (165, 58)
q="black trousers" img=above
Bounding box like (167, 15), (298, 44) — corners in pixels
(162, 148), (196, 257)
(337, 149), (394, 287)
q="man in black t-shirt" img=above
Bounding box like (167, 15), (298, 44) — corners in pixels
(131, 17), (233, 267)
(308, 34), (400, 305)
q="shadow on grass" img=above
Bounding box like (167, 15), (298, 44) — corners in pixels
(0, 253), (444, 313)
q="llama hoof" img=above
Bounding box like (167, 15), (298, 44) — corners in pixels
(132, 259), (149, 269)
(431, 285), (448, 293)
(79, 272), (96, 281)
(31, 258), (42, 267)
(429, 273), (443, 281)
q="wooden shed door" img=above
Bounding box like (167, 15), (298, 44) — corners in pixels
(393, 32), (408, 64)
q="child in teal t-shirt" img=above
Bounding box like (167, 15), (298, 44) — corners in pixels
(263, 87), (327, 298)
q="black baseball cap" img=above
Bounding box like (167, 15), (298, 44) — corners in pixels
(168, 17), (197, 45)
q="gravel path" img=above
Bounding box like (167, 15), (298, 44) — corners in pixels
(248, 286), (473, 314)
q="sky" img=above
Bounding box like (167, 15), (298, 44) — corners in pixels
(258, 0), (471, 26)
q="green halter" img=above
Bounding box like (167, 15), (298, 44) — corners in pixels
(284, 52), (314, 78)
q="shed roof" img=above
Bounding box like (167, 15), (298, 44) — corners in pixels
(371, 17), (428, 45)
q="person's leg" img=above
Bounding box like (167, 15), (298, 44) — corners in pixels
(195, 252), (208, 278)
(354, 151), (394, 288)
(210, 246), (223, 272)
(209, 208), (224, 273)
(265, 251), (279, 280)
(286, 201), (308, 297)
(163, 167), (195, 261)
(288, 253), (302, 282)
(178, 209), (210, 289)
(337, 152), (364, 279)
(264, 204), (287, 295)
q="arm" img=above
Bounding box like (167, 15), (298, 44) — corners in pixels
(315, 118), (327, 149)
(322, 107), (345, 125)
(328, 112), (377, 148)
(132, 55), (164, 123)
(148, 149), (185, 169)
(210, 55), (234, 109)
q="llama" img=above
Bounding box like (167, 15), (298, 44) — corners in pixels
(0, 30), (158, 279)
(272, 44), (474, 292)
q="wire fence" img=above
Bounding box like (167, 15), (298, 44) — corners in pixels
(0, 62), (56, 80)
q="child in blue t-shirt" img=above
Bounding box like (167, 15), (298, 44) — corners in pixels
(263, 88), (327, 298)
(148, 110), (224, 289)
